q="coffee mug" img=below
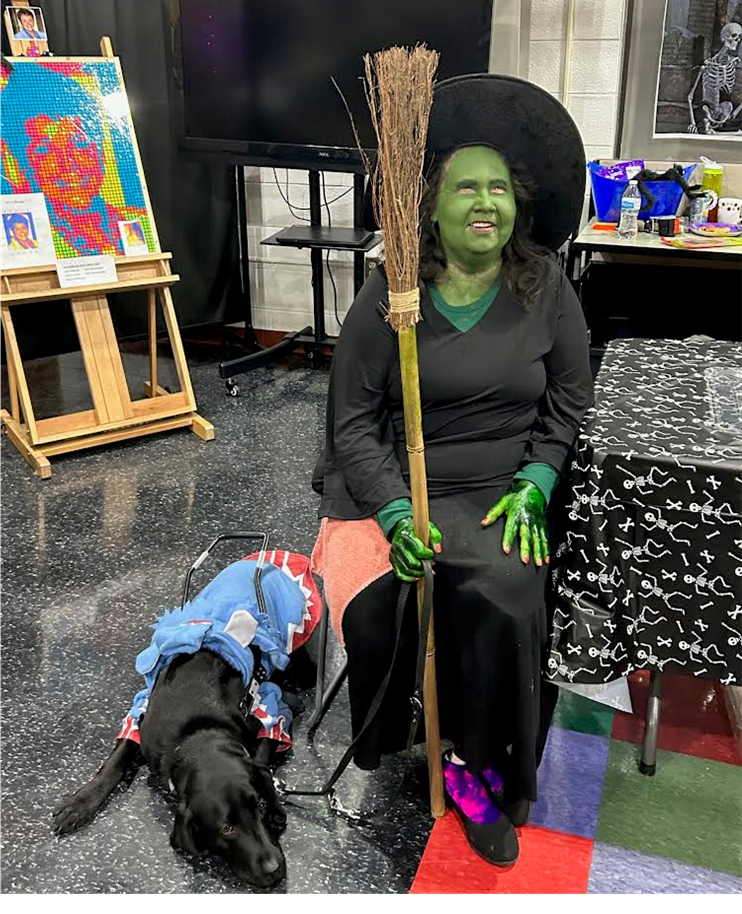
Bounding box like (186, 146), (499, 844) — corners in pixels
(717, 197), (742, 224)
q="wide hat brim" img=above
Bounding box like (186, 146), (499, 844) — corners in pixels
(426, 74), (586, 251)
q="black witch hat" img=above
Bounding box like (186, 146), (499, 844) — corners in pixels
(365, 73), (586, 252)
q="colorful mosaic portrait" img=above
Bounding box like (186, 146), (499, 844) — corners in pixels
(0, 59), (158, 259)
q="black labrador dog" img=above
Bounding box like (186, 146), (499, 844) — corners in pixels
(53, 647), (293, 887)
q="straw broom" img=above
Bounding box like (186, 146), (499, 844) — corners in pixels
(362, 46), (445, 819)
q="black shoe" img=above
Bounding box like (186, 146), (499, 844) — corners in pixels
(500, 797), (531, 828)
(479, 762), (532, 827)
(443, 757), (519, 867)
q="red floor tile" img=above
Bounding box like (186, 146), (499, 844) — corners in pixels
(611, 672), (741, 766)
(410, 812), (594, 894)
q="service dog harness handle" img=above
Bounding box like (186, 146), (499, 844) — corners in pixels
(180, 531), (270, 611)
(181, 532), (271, 706)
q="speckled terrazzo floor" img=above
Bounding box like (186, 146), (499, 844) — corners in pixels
(2, 344), (741, 894)
(1, 347), (432, 894)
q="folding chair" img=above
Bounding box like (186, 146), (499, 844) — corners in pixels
(305, 595), (348, 736)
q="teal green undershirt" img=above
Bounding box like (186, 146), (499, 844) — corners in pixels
(375, 281), (560, 538)
(428, 281), (501, 332)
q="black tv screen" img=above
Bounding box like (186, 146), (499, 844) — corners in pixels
(173, 0), (494, 170)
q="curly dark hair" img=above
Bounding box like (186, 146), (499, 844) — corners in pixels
(419, 148), (552, 305)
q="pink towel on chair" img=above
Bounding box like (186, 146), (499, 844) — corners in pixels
(310, 517), (393, 647)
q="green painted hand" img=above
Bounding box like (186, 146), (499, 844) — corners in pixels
(481, 481), (550, 566)
(390, 518), (443, 583)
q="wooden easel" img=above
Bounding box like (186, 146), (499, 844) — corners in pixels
(1, 38), (214, 479)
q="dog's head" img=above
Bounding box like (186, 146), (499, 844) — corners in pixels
(171, 737), (287, 887)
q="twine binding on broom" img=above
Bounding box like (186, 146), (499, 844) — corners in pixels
(387, 288), (421, 330)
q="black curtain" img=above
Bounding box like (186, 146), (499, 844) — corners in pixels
(1, 0), (241, 358)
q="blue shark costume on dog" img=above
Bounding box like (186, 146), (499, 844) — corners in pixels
(118, 559), (309, 750)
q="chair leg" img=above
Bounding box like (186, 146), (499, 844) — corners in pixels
(308, 660), (348, 736)
(306, 595), (349, 736)
(306, 596), (330, 731)
(639, 668), (662, 776)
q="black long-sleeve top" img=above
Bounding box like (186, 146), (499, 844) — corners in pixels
(312, 262), (594, 519)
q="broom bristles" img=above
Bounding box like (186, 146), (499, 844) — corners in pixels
(362, 46), (439, 327)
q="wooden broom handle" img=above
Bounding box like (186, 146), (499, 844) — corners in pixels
(398, 328), (445, 818)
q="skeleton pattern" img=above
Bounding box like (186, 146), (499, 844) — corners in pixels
(586, 558), (621, 593)
(548, 340), (742, 687)
(634, 570), (692, 611)
(641, 508), (694, 546)
(688, 22), (742, 134)
(569, 481), (622, 522)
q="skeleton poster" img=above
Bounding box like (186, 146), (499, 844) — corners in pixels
(654, 0), (742, 139)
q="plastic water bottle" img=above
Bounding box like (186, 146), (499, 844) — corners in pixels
(618, 181), (641, 238)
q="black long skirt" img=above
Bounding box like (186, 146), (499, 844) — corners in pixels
(341, 482), (559, 803)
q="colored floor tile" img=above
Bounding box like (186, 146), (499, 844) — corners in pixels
(588, 842), (742, 894)
(552, 688), (615, 738)
(611, 672), (742, 766)
(410, 815), (593, 894)
(530, 727), (610, 839)
(596, 739), (742, 877)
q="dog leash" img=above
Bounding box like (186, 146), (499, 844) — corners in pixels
(274, 561), (434, 823)
(181, 535), (436, 822)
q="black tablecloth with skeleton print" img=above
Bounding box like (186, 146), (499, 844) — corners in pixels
(547, 339), (742, 687)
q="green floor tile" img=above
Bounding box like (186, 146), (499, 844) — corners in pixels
(552, 689), (615, 738)
(596, 739), (742, 877)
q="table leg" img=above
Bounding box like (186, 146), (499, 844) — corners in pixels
(640, 668), (662, 776)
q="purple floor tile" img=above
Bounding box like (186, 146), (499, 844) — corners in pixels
(531, 727), (610, 839)
(588, 842), (742, 893)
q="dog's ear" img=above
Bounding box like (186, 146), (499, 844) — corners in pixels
(171, 802), (203, 856)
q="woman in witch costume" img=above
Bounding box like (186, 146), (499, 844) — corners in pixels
(311, 74), (593, 866)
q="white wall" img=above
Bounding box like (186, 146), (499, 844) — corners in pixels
(243, 167), (367, 335)
(528, 0), (628, 161)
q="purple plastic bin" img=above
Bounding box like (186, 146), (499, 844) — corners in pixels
(589, 162), (696, 222)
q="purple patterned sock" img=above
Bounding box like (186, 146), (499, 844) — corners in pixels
(480, 765), (504, 798)
(443, 756), (502, 824)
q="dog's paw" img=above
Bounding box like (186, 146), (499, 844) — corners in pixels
(52, 786), (106, 835)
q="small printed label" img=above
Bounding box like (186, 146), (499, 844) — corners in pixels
(56, 255), (117, 288)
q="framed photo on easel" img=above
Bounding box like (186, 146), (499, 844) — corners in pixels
(3, 5), (50, 57)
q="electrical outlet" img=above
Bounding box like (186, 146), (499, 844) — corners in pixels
(365, 253), (383, 280)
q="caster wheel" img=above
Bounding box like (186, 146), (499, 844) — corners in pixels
(226, 379), (240, 397)
(305, 347), (315, 363)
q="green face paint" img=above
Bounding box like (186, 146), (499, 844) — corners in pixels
(433, 146), (516, 277)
